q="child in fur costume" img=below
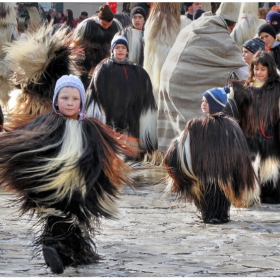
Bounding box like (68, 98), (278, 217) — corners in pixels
(0, 75), (137, 274)
(1, 23), (82, 129)
(225, 50), (280, 204)
(71, 4), (122, 90)
(86, 35), (158, 161)
(164, 87), (259, 224)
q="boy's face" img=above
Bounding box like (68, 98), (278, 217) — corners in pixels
(132, 13), (145, 30)
(201, 96), (210, 115)
(242, 47), (254, 64)
(55, 87), (81, 120)
(113, 44), (128, 61)
(259, 32), (275, 48)
(100, 19), (113, 29)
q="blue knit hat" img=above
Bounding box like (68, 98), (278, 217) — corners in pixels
(110, 35), (129, 52)
(243, 38), (265, 54)
(203, 87), (228, 114)
(53, 74), (86, 120)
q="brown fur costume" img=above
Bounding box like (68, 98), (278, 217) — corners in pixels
(2, 23), (81, 129)
(226, 80), (280, 203)
(164, 114), (259, 224)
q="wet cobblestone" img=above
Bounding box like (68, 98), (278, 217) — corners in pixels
(0, 179), (280, 277)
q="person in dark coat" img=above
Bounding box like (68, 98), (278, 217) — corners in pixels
(86, 35), (158, 160)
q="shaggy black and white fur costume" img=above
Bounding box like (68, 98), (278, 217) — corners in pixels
(71, 17), (122, 90)
(225, 80), (280, 203)
(164, 114), (259, 224)
(1, 23), (81, 128)
(0, 112), (136, 274)
(86, 56), (158, 160)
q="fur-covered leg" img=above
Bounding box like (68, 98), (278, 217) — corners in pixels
(36, 213), (99, 274)
(261, 179), (280, 204)
(196, 184), (231, 224)
(260, 157), (280, 203)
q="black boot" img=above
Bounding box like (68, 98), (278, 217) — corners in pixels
(199, 184), (230, 224)
(43, 245), (64, 274)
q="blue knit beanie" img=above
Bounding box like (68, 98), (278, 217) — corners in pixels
(203, 87), (228, 114)
(110, 35), (129, 52)
(53, 75), (85, 119)
(243, 38), (265, 54)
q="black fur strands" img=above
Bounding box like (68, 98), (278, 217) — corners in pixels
(164, 115), (260, 223)
(86, 57), (158, 160)
(2, 23), (81, 128)
(114, 13), (132, 29)
(227, 80), (280, 203)
(230, 80), (280, 139)
(33, 214), (99, 268)
(0, 113), (138, 268)
(72, 18), (121, 89)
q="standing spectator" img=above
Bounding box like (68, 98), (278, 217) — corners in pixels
(117, 6), (146, 66)
(242, 38), (265, 65)
(71, 4), (122, 89)
(135, 2), (151, 19)
(258, 23), (280, 70)
(86, 35), (158, 161)
(269, 4), (280, 13)
(258, 7), (268, 20)
(184, 2), (202, 21)
(63, 9), (78, 30)
(130, 6), (146, 30)
(46, 8), (58, 24)
(193, 8), (205, 20)
(78, 11), (88, 24)
(57, 11), (65, 23)
(266, 12), (280, 35)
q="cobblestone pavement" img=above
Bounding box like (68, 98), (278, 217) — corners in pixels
(0, 168), (280, 277)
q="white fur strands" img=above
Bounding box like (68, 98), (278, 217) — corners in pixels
(139, 107), (158, 153)
(119, 27), (144, 65)
(0, 3), (18, 53)
(143, 3), (182, 103)
(231, 2), (265, 50)
(260, 157), (280, 186)
(3, 24), (73, 85)
(2, 24), (81, 128)
(0, 113), (137, 220)
(0, 2), (19, 107)
(20, 119), (86, 204)
(86, 90), (106, 123)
